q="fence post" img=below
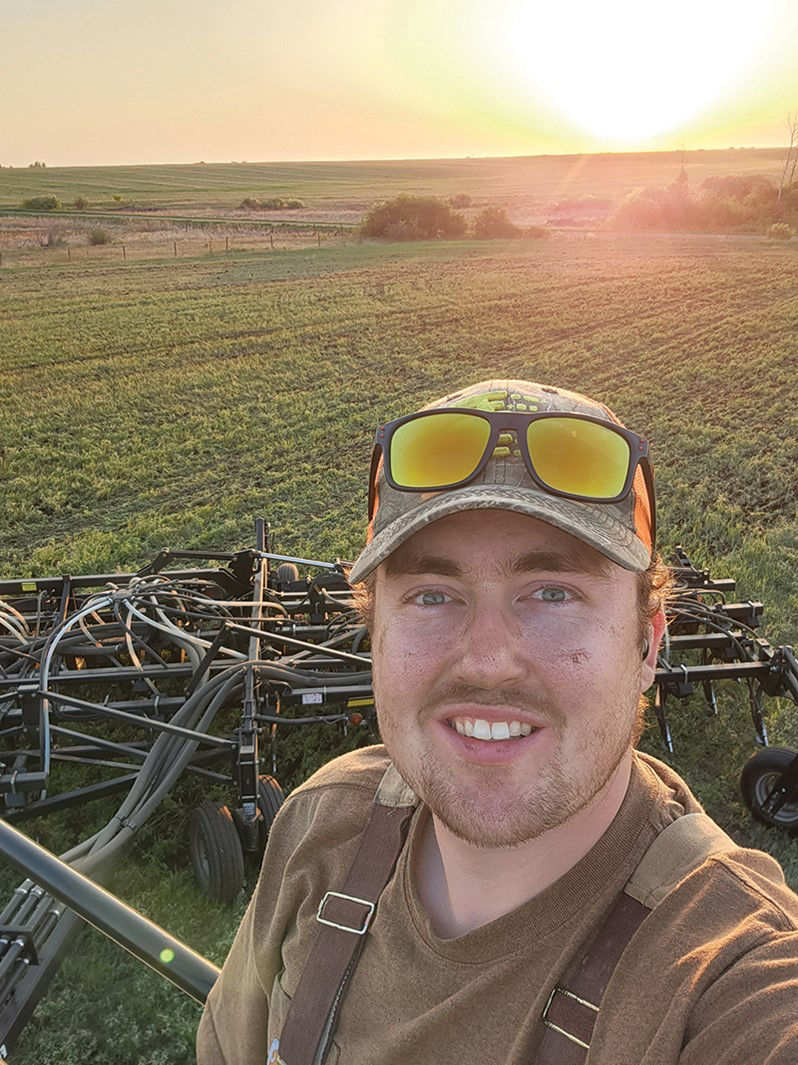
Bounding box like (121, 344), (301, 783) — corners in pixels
(67, 248), (71, 262)
(173, 241), (178, 258)
(317, 232), (321, 247)
(269, 232), (274, 249)
(122, 244), (127, 261)
(225, 236), (229, 252)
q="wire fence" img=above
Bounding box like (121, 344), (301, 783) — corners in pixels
(0, 225), (354, 269)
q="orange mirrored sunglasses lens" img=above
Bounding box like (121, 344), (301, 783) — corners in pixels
(390, 413), (491, 488)
(526, 417), (630, 498)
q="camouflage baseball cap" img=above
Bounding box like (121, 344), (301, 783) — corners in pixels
(348, 380), (654, 584)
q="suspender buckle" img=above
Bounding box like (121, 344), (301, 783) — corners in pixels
(542, 985), (600, 1050)
(316, 891), (375, 935)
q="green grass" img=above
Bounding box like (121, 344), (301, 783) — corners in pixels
(0, 149), (786, 213)
(1, 230), (797, 1062)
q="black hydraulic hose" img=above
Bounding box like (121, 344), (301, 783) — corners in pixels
(0, 818), (219, 1004)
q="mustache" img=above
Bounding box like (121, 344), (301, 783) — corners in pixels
(421, 683), (556, 717)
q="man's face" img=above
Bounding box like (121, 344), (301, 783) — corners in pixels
(371, 509), (655, 848)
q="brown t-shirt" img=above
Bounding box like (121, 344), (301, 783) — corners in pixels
(197, 746), (798, 1064)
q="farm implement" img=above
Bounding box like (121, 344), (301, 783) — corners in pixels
(0, 522), (795, 1051)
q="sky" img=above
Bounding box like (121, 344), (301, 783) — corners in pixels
(3, 0), (798, 167)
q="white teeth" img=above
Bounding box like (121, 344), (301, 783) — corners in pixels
(447, 716), (535, 741)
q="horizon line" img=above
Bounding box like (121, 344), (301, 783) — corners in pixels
(3, 145), (790, 172)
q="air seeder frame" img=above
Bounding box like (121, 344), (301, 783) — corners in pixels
(0, 522), (795, 1051)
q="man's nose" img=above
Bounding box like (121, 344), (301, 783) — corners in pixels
(451, 603), (527, 689)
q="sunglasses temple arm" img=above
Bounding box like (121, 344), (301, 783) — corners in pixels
(367, 446), (382, 523)
(643, 460), (657, 554)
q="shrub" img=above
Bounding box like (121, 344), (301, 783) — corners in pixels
(112, 194), (123, 203)
(523, 225), (550, 239)
(88, 228), (111, 245)
(701, 175), (776, 203)
(473, 205), (521, 239)
(21, 195), (61, 211)
(449, 193), (472, 208)
(360, 194), (467, 240)
(238, 196), (305, 211)
(767, 222), (793, 241)
(73, 195), (89, 210)
(609, 173), (786, 234)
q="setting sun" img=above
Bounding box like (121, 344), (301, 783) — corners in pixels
(492, 0), (782, 142)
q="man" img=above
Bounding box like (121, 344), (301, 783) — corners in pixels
(197, 380), (798, 1065)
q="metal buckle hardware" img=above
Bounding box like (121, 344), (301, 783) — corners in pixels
(542, 986), (600, 1050)
(316, 891), (375, 935)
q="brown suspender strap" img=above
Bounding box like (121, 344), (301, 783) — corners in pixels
(536, 891), (651, 1064)
(276, 783), (416, 1065)
(535, 813), (735, 1064)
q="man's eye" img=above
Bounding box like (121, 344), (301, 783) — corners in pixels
(415, 591), (450, 607)
(534, 586), (569, 603)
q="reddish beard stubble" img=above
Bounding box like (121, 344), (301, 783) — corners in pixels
(375, 677), (641, 850)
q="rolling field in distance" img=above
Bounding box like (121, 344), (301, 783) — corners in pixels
(1, 225), (797, 1062)
(0, 148), (787, 220)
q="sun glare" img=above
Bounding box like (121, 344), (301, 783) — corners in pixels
(493, 0), (779, 142)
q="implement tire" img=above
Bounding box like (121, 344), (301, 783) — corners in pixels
(740, 748), (798, 832)
(276, 563), (300, 588)
(257, 774), (285, 849)
(190, 801), (245, 904)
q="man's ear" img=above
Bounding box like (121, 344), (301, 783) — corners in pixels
(640, 607), (667, 692)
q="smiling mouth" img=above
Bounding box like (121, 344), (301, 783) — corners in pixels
(445, 716), (538, 741)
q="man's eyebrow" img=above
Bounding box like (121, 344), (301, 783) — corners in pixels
(384, 547), (614, 579)
(384, 552), (463, 578)
(507, 549), (614, 579)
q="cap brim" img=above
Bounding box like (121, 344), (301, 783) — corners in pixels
(347, 484), (650, 584)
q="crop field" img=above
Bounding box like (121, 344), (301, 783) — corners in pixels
(0, 147), (786, 220)
(1, 225), (797, 1062)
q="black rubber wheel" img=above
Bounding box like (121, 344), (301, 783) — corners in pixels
(257, 774), (285, 848)
(740, 747), (798, 831)
(190, 801), (245, 903)
(276, 563), (300, 588)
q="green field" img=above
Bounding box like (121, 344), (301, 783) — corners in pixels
(0, 148), (786, 215)
(1, 226), (798, 1063)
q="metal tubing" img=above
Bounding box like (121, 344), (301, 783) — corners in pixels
(40, 690), (236, 749)
(258, 551), (338, 570)
(225, 620), (370, 665)
(655, 661), (773, 684)
(0, 819), (219, 1003)
(3, 775), (139, 823)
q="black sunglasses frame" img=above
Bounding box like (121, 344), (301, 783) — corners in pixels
(368, 408), (656, 548)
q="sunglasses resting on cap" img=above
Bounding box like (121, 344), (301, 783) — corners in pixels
(348, 381), (656, 585)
